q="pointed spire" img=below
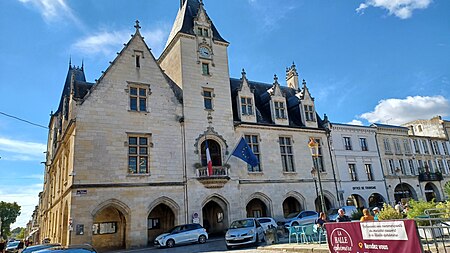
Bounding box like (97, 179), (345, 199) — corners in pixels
(134, 20), (141, 34)
(69, 56), (72, 69)
(81, 59), (84, 71)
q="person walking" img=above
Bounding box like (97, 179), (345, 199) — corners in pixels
(315, 212), (327, 228)
(360, 208), (374, 222)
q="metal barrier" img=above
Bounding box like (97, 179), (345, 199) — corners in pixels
(414, 208), (450, 253)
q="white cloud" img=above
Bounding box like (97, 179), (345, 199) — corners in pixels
(0, 137), (46, 161)
(356, 0), (432, 19)
(360, 95), (450, 125)
(0, 183), (43, 228)
(18, 0), (82, 26)
(347, 119), (364, 126)
(71, 27), (169, 58)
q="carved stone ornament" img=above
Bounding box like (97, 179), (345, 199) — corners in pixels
(194, 126), (229, 155)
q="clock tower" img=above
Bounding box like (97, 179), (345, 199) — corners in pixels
(158, 0), (235, 178)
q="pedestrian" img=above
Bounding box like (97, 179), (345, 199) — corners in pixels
(360, 208), (374, 222)
(315, 212), (327, 228)
(0, 239), (5, 253)
(336, 208), (351, 222)
(372, 207), (380, 221)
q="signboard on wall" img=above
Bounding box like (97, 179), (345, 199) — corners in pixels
(326, 220), (422, 253)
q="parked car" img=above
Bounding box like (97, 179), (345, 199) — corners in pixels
(5, 240), (24, 253)
(32, 244), (97, 253)
(225, 218), (265, 250)
(154, 223), (208, 248)
(327, 206), (358, 221)
(22, 243), (61, 253)
(255, 217), (278, 232)
(277, 210), (318, 228)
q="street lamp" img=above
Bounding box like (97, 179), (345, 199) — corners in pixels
(309, 138), (327, 213)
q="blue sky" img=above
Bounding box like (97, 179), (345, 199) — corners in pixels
(0, 0), (449, 228)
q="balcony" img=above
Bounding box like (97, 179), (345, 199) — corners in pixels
(418, 172), (443, 182)
(196, 166), (230, 188)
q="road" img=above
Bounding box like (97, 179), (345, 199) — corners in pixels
(108, 237), (266, 253)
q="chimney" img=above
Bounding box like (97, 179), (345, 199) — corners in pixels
(286, 62), (299, 90)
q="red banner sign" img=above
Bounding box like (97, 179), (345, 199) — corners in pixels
(326, 220), (422, 253)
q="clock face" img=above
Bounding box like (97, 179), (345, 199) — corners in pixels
(199, 47), (210, 57)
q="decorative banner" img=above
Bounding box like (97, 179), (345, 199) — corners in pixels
(326, 220), (423, 253)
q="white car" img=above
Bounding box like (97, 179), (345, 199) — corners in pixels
(225, 218), (265, 249)
(154, 223), (208, 248)
(256, 217), (278, 232)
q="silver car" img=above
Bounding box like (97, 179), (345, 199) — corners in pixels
(256, 217), (278, 232)
(154, 223), (208, 248)
(225, 218), (265, 249)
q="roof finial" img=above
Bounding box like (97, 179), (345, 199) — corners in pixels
(241, 68), (246, 78)
(302, 79), (307, 87)
(134, 20), (141, 32)
(81, 59), (84, 70)
(274, 74), (278, 83)
(69, 56), (72, 69)
(200, 0), (204, 5)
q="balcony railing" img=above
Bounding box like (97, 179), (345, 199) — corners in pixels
(418, 172), (443, 182)
(196, 166), (228, 177)
(196, 166), (230, 188)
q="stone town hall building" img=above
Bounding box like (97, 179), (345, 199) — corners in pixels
(39, 0), (347, 250)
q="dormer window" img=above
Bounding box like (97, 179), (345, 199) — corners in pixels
(197, 27), (209, 37)
(274, 101), (286, 119)
(241, 97), (253, 115)
(304, 105), (315, 121)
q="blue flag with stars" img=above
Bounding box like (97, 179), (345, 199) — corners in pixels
(231, 137), (259, 167)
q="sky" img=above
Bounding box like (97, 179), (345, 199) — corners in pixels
(0, 0), (449, 229)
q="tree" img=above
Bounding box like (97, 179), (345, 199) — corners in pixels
(0, 201), (21, 239)
(444, 182), (450, 199)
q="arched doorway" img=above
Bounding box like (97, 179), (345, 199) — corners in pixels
(202, 197), (228, 236)
(425, 183), (440, 202)
(394, 183), (417, 203)
(147, 204), (175, 245)
(346, 194), (366, 209)
(368, 193), (386, 208)
(282, 197), (302, 217)
(92, 206), (127, 251)
(246, 199), (268, 218)
(201, 139), (222, 166)
(61, 202), (69, 246)
(314, 196), (332, 212)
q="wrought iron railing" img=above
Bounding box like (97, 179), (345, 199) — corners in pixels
(196, 166), (228, 177)
(418, 172), (443, 181)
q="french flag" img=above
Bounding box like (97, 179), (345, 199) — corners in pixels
(205, 140), (213, 176)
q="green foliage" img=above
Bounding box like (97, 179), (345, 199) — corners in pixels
(444, 182), (450, 200)
(350, 209), (363, 220)
(10, 227), (25, 239)
(0, 201), (21, 239)
(406, 199), (436, 219)
(377, 203), (403, 221)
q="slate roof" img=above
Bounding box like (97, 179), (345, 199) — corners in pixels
(55, 65), (93, 117)
(230, 78), (325, 129)
(370, 123), (409, 130)
(166, 0), (227, 47)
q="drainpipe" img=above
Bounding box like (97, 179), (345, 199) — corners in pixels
(180, 116), (188, 224)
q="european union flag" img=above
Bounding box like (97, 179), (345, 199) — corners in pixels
(232, 137), (259, 167)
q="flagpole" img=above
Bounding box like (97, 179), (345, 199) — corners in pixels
(223, 136), (244, 166)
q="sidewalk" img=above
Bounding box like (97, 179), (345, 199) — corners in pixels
(257, 243), (330, 253)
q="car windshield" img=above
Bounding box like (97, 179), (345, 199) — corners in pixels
(327, 208), (338, 216)
(230, 219), (254, 229)
(166, 226), (181, 233)
(7, 241), (19, 247)
(286, 212), (300, 218)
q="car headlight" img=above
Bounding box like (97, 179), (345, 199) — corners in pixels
(225, 231), (230, 237)
(249, 229), (254, 235)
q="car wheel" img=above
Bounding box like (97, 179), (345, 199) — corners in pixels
(226, 245), (232, 250)
(198, 235), (207, 244)
(166, 239), (175, 248)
